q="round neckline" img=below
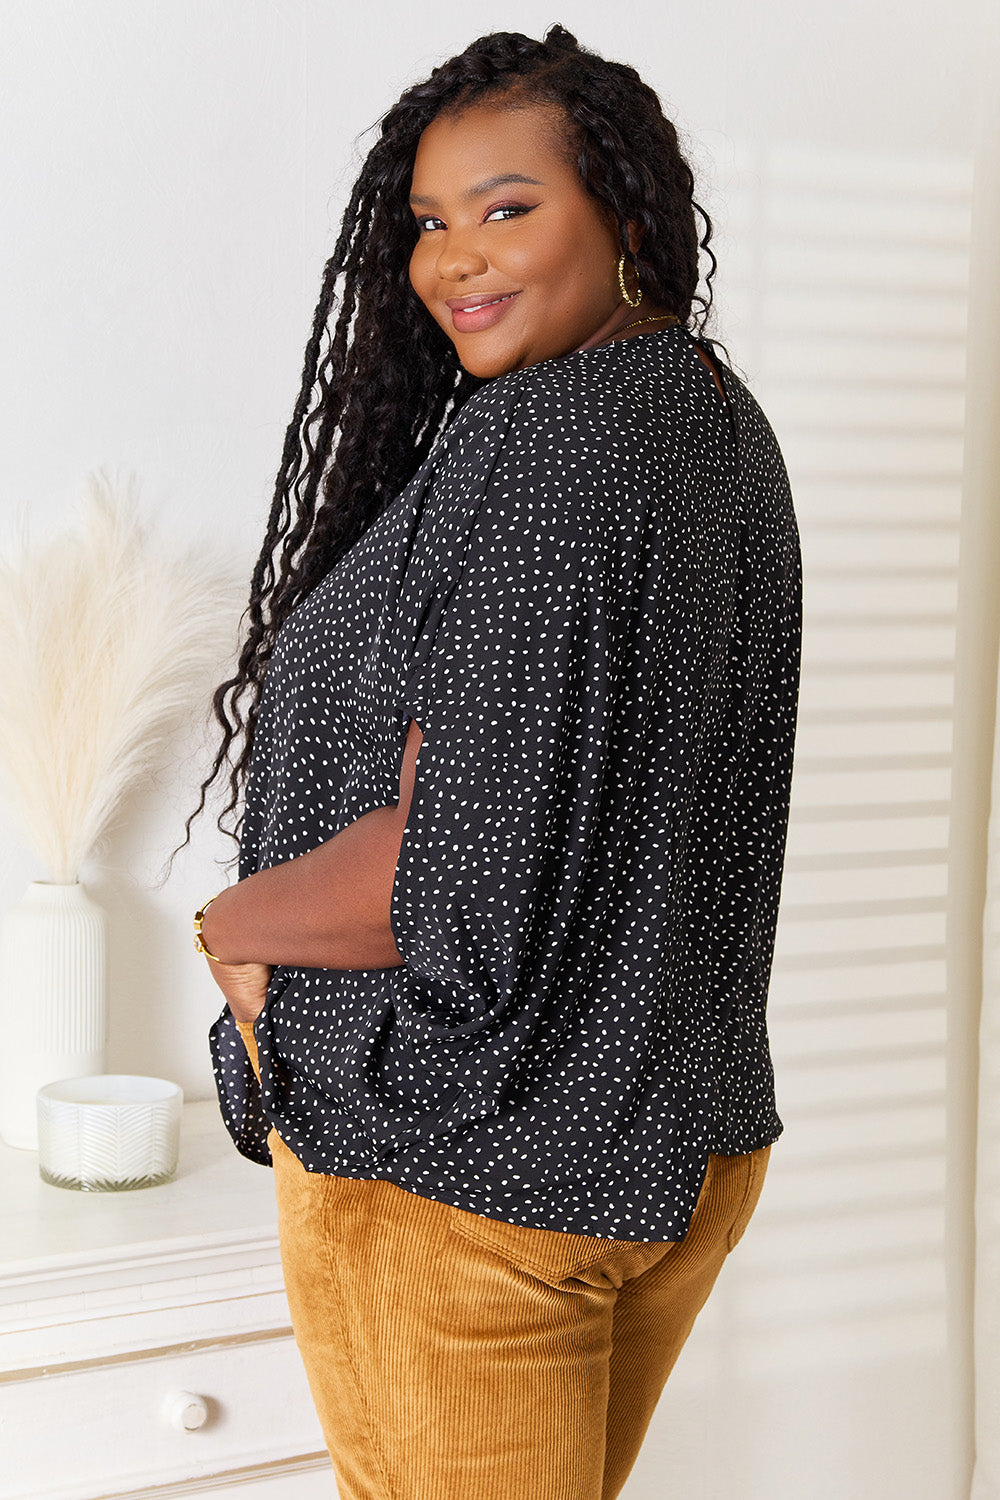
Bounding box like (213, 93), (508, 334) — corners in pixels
(560, 318), (686, 366)
(483, 319), (687, 392)
(595, 316), (684, 350)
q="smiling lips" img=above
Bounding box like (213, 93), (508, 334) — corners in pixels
(445, 291), (522, 333)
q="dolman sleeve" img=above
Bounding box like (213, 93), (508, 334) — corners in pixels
(387, 378), (619, 1117)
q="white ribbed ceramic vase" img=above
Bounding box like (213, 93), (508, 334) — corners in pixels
(0, 881), (108, 1150)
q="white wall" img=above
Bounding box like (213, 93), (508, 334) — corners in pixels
(0, 3), (991, 1498)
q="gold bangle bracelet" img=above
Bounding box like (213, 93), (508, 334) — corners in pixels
(193, 893), (225, 963)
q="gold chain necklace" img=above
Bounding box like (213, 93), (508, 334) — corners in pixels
(621, 312), (681, 333)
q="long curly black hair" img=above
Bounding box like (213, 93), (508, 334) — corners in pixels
(189, 23), (724, 847)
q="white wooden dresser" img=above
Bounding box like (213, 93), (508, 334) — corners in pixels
(0, 1101), (335, 1499)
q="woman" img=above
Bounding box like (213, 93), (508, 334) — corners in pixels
(192, 25), (801, 1500)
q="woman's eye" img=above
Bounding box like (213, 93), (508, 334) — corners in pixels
(414, 204), (533, 233)
(484, 203), (532, 222)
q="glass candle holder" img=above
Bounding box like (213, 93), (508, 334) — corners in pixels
(36, 1075), (183, 1191)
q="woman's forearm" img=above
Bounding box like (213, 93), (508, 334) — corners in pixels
(200, 804), (408, 969)
(200, 718), (423, 971)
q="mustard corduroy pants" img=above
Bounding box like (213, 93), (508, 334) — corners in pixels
(236, 1021), (769, 1500)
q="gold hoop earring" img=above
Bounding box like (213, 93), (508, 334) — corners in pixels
(617, 253), (643, 309)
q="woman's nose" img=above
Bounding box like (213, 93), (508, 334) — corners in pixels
(436, 233), (488, 283)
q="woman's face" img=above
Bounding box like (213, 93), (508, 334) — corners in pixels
(408, 101), (628, 378)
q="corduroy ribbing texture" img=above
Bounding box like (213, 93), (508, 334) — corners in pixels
(237, 1019), (768, 1498)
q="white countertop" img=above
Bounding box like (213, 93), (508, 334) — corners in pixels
(0, 1099), (278, 1281)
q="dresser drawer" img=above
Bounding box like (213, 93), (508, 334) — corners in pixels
(2, 1330), (328, 1499)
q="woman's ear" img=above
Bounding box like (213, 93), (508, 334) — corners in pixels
(604, 207), (643, 257)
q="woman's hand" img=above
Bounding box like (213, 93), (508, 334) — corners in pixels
(205, 957), (273, 1025)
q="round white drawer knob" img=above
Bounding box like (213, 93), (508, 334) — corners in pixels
(164, 1391), (209, 1432)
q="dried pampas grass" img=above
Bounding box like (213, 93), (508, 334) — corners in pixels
(0, 471), (243, 881)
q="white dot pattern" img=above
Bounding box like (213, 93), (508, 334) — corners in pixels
(209, 326), (802, 1240)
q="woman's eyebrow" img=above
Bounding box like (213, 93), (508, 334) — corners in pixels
(409, 173), (544, 207)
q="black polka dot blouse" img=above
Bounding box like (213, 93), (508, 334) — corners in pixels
(209, 324), (802, 1241)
